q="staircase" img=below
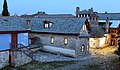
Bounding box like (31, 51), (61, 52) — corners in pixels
(18, 44), (34, 60)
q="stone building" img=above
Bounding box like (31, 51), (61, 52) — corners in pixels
(0, 16), (91, 68)
(28, 17), (91, 57)
(76, 7), (111, 48)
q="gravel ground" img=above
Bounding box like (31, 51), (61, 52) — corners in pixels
(54, 46), (120, 70)
(2, 46), (119, 70)
(32, 46), (120, 70)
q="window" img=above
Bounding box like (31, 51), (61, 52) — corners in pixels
(50, 37), (54, 44)
(81, 45), (85, 52)
(93, 17), (94, 20)
(64, 38), (68, 45)
(43, 20), (53, 29)
(80, 14), (82, 17)
(82, 24), (86, 31)
(82, 14), (84, 17)
(44, 23), (49, 28)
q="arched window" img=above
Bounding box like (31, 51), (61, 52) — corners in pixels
(64, 38), (68, 45)
(50, 37), (54, 44)
(93, 17), (94, 20)
(81, 45), (85, 52)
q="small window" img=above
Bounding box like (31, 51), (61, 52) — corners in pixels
(50, 37), (54, 44)
(80, 14), (82, 17)
(82, 14), (84, 17)
(44, 23), (49, 28)
(81, 45), (85, 52)
(82, 24), (86, 31)
(64, 38), (68, 45)
(93, 18), (95, 20)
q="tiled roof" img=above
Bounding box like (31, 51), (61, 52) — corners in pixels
(0, 17), (26, 31)
(98, 13), (120, 20)
(30, 17), (86, 34)
(0, 17), (87, 35)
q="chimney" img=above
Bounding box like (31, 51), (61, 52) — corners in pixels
(76, 7), (80, 17)
(26, 20), (31, 29)
(89, 7), (93, 16)
(106, 17), (109, 33)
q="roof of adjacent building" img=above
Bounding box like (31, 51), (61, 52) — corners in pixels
(21, 12), (75, 18)
(0, 17), (87, 35)
(79, 9), (89, 14)
(98, 13), (120, 20)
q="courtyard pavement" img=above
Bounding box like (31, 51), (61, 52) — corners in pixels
(32, 46), (120, 70)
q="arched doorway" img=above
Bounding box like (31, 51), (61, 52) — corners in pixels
(30, 37), (42, 46)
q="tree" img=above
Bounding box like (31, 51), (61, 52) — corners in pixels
(2, 0), (9, 16)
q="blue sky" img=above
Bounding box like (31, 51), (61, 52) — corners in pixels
(0, 0), (120, 15)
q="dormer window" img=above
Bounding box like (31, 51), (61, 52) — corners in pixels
(44, 23), (49, 28)
(43, 20), (53, 29)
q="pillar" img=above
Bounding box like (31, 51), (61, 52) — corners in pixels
(9, 32), (18, 67)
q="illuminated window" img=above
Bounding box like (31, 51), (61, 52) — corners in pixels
(50, 37), (54, 44)
(64, 38), (68, 45)
(81, 45), (85, 52)
(82, 24), (86, 30)
(44, 23), (49, 28)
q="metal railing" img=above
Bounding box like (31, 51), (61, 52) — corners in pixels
(10, 44), (34, 60)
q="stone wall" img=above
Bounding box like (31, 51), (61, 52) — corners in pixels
(29, 33), (89, 57)
(14, 51), (32, 67)
(0, 51), (9, 69)
(75, 37), (89, 56)
(30, 33), (77, 50)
